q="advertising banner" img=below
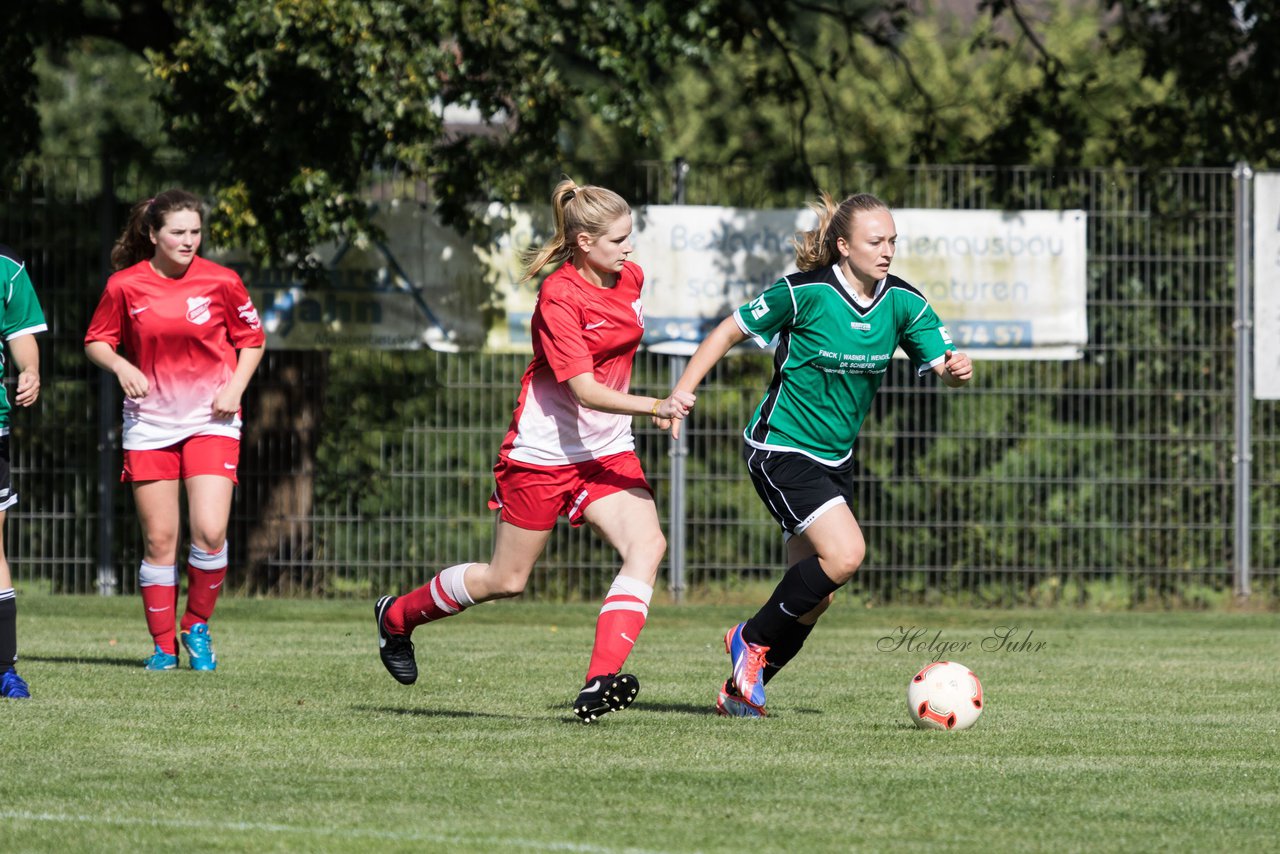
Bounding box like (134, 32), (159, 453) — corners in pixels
(1254, 173), (1280, 399)
(224, 202), (1088, 359)
(488, 205), (1087, 358)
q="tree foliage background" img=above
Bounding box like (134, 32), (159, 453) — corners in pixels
(5, 0), (1276, 601)
(10, 0), (1278, 257)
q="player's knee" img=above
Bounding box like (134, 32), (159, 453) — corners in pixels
(490, 579), (528, 599)
(189, 529), (227, 554)
(143, 532), (180, 562)
(823, 546), (864, 584)
(190, 540), (227, 562)
(485, 568), (531, 599)
(635, 531), (667, 568)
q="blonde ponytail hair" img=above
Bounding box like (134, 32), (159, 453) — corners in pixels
(793, 192), (890, 272)
(519, 179), (631, 283)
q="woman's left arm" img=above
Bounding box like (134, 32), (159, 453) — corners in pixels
(564, 373), (694, 420)
(211, 345), (266, 418)
(8, 334), (40, 407)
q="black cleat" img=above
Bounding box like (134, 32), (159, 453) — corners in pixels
(572, 673), (640, 723)
(375, 595), (418, 685)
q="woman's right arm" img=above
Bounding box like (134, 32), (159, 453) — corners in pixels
(675, 315), (749, 396)
(668, 315), (750, 438)
(85, 340), (149, 399)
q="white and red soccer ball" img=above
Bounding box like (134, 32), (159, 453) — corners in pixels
(908, 661), (984, 731)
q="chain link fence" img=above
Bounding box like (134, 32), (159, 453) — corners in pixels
(3, 158), (1276, 605)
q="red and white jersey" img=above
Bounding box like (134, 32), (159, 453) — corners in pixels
(499, 260), (645, 466)
(85, 256), (265, 450)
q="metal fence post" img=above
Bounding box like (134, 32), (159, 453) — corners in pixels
(96, 152), (119, 596)
(667, 355), (689, 602)
(673, 157), (688, 206)
(1233, 161), (1253, 599)
(666, 157), (693, 602)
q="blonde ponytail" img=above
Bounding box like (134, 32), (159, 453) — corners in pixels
(520, 178), (631, 283)
(793, 192), (889, 272)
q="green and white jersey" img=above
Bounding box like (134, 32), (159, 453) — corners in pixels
(0, 245), (49, 430)
(735, 264), (952, 465)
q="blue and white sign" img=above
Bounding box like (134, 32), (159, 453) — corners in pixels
(213, 202), (1089, 358)
(630, 206), (1088, 359)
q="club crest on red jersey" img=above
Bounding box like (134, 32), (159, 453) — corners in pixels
(186, 296), (212, 325)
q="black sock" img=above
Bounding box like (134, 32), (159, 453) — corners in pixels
(0, 591), (16, 674)
(763, 620), (817, 684)
(742, 556), (841, 648)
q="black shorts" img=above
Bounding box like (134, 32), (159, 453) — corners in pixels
(0, 432), (13, 512)
(744, 444), (854, 537)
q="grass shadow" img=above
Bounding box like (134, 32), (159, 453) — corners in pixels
(627, 701), (720, 716)
(355, 704), (531, 721)
(23, 654), (143, 669)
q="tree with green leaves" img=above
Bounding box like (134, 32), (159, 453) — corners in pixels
(14, 1), (1277, 262)
(1099, 0), (1279, 166)
(11, 0), (745, 261)
(572, 0), (1278, 181)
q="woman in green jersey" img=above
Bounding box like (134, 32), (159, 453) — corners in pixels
(0, 245), (47, 699)
(672, 192), (973, 716)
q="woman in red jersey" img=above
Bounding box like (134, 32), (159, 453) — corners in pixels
(85, 189), (265, 672)
(374, 178), (695, 722)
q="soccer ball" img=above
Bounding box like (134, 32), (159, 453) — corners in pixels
(907, 661), (984, 731)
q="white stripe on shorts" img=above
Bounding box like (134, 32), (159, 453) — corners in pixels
(751, 448), (802, 530)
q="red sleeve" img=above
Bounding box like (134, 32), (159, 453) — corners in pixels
(223, 271), (265, 348)
(84, 281), (124, 348)
(535, 294), (593, 383)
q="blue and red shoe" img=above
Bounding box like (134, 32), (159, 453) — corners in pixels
(716, 679), (765, 718)
(724, 623), (769, 713)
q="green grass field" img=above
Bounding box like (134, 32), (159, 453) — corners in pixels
(5, 593), (1278, 852)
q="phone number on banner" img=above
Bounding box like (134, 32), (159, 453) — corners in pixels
(949, 321), (1033, 348)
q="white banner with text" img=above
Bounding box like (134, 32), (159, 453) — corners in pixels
(1254, 173), (1280, 399)
(224, 202), (1088, 358)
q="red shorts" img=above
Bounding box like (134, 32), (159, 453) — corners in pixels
(122, 435), (241, 483)
(487, 451), (652, 531)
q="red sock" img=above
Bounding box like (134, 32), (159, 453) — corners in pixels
(182, 544), (228, 631)
(585, 576), (653, 681)
(139, 562), (178, 655)
(389, 564), (474, 634)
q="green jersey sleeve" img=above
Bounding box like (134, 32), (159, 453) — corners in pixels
(898, 300), (953, 376)
(735, 278), (796, 347)
(3, 256), (48, 340)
